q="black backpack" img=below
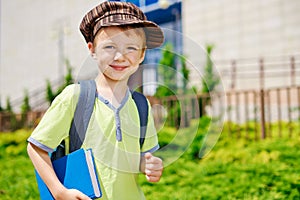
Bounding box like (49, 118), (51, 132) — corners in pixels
(51, 80), (148, 160)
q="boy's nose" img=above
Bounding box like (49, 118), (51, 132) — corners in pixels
(114, 51), (125, 61)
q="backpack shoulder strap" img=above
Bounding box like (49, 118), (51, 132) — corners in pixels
(69, 79), (97, 153)
(131, 91), (149, 149)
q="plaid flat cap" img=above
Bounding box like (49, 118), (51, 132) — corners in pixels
(79, 1), (164, 49)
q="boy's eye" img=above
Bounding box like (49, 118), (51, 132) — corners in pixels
(127, 46), (138, 51)
(104, 45), (116, 50)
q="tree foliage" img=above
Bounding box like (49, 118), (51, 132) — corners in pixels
(201, 44), (220, 94)
(21, 90), (31, 115)
(155, 43), (177, 97)
(155, 43), (190, 97)
(0, 97), (3, 112)
(180, 56), (190, 94)
(5, 97), (13, 113)
(46, 60), (74, 104)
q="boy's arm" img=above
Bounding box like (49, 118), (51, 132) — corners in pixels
(140, 152), (163, 182)
(27, 143), (91, 200)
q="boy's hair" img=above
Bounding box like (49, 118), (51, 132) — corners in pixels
(80, 1), (164, 49)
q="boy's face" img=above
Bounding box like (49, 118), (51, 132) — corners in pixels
(88, 26), (146, 82)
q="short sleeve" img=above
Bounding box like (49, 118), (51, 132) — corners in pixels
(27, 84), (80, 152)
(140, 100), (159, 155)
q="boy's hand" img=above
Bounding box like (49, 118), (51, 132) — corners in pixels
(143, 152), (163, 182)
(55, 188), (92, 200)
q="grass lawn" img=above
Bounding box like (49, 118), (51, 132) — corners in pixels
(0, 130), (39, 199)
(0, 119), (300, 199)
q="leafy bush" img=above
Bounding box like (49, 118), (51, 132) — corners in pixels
(201, 44), (220, 94)
(184, 116), (210, 159)
(157, 126), (177, 148)
(46, 61), (74, 104)
(0, 130), (31, 158)
(0, 130), (38, 199)
(1, 123), (299, 199)
(141, 121), (300, 199)
(5, 97), (13, 113)
(0, 97), (4, 112)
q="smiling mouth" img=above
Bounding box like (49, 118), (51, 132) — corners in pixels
(110, 65), (128, 71)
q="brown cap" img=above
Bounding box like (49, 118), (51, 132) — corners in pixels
(79, 1), (164, 49)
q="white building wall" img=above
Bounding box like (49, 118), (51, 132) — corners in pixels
(182, 0), (300, 91)
(1, 0), (300, 108)
(0, 0), (103, 108)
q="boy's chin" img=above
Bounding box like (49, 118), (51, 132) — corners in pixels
(103, 74), (131, 82)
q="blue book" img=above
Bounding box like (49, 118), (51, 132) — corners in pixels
(35, 148), (102, 200)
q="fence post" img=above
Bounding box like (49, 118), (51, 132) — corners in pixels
(244, 91), (249, 139)
(260, 89), (266, 139)
(231, 60), (236, 90)
(287, 87), (292, 137)
(227, 92), (232, 136)
(235, 91), (241, 138)
(0, 113), (2, 132)
(276, 88), (282, 137)
(298, 87), (300, 134)
(291, 56), (295, 87)
(266, 90), (272, 138)
(259, 58), (266, 139)
(259, 58), (264, 89)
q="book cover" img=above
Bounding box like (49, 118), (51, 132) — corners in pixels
(35, 148), (102, 200)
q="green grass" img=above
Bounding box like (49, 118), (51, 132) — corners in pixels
(1, 120), (300, 199)
(140, 118), (300, 199)
(0, 130), (39, 199)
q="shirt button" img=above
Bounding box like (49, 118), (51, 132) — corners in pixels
(104, 100), (109, 104)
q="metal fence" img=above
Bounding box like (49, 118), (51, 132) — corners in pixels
(150, 85), (300, 139)
(1, 87), (299, 138)
(1, 86), (299, 137)
(225, 86), (300, 139)
(218, 55), (300, 91)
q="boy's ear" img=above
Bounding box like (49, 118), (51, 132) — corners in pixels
(139, 49), (146, 64)
(87, 42), (95, 53)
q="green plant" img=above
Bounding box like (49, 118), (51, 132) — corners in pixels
(20, 90), (31, 126)
(184, 116), (210, 159)
(64, 60), (73, 86)
(155, 43), (177, 97)
(21, 90), (31, 115)
(46, 79), (55, 104)
(140, 122), (300, 199)
(5, 97), (13, 113)
(180, 56), (190, 94)
(154, 44), (192, 127)
(201, 44), (220, 94)
(0, 123), (300, 199)
(46, 60), (74, 104)
(155, 43), (191, 97)
(0, 97), (4, 112)
(3, 97), (20, 131)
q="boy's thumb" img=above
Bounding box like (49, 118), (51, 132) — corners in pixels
(144, 152), (152, 160)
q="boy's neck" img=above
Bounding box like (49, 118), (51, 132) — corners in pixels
(95, 75), (129, 106)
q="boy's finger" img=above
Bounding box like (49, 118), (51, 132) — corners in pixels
(145, 153), (161, 163)
(72, 189), (91, 200)
(145, 169), (162, 177)
(145, 162), (163, 171)
(145, 156), (163, 166)
(146, 174), (161, 182)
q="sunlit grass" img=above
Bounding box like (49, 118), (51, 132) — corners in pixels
(140, 119), (300, 199)
(0, 120), (299, 199)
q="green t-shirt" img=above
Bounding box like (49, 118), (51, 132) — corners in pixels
(28, 84), (159, 200)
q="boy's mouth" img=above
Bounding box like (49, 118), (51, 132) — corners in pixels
(110, 65), (128, 71)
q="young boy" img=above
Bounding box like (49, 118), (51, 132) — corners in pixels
(27, 1), (164, 200)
